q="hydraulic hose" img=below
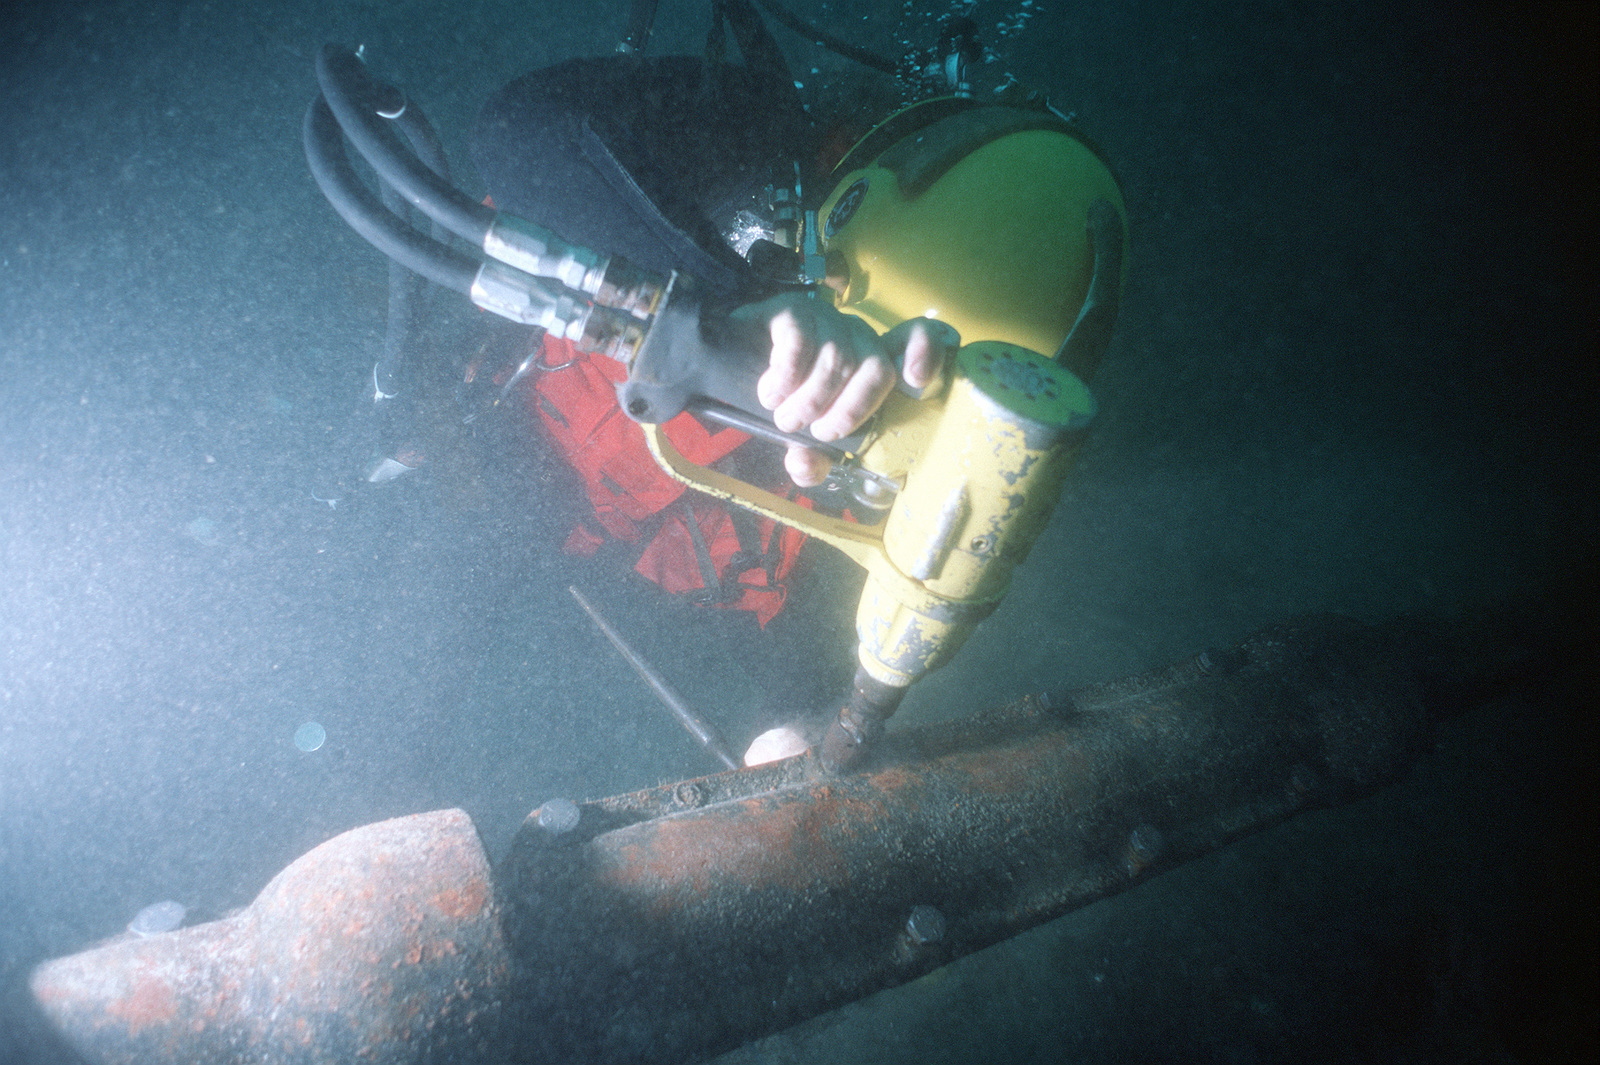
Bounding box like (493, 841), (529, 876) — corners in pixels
(1054, 198), (1125, 382)
(314, 44), (495, 246)
(374, 97), (455, 401)
(377, 182), (428, 400)
(617, 0), (659, 53)
(387, 100), (454, 201)
(302, 96), (479, 294)
(747, 0), (899, 75)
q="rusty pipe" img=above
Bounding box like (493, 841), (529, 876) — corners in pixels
(30, 612), (1528, 1064)
(29, 808), (510, 1064)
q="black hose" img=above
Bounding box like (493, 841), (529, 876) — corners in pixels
(302, 97), (479, 294)
(315, 44), (495, 246)
(1054, 199), (1125, 383)
(376, 181), (429, 399)
(619, 0), (660, 52)
(746, 0), (899, 75)
(374, 103), (455, 401)
(388, 100), (453, 195)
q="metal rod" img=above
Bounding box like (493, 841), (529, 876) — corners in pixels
(569, 585), (740, 770)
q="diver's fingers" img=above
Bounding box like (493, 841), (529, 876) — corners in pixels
(901, 321), (938, 390)
(785, 445), (832, 487)
(758, 308), (813, 411)
(809, 353), (894, 442)
(771, 338), (855, 434)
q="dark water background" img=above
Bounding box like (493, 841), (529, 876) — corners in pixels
(1, 1), (1593, 1062)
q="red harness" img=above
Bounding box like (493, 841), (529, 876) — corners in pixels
(523, 335), (806, 627)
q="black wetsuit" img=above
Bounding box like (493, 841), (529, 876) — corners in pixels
(471, 51), (810, 296)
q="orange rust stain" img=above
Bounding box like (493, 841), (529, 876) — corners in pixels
(867, 765), (918, 794)
(598, 785), (893, 897)
(430, 879), (488, 921)
(396, 901), (426, 936)
(957, 735), (1079, 795)
(104, 971), (178, 1036)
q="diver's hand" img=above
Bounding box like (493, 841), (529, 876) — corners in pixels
(743, 294), (948, 487)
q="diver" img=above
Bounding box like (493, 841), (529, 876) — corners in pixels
(304, 0), (1126, 773)
(465, 0), (945, 622)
